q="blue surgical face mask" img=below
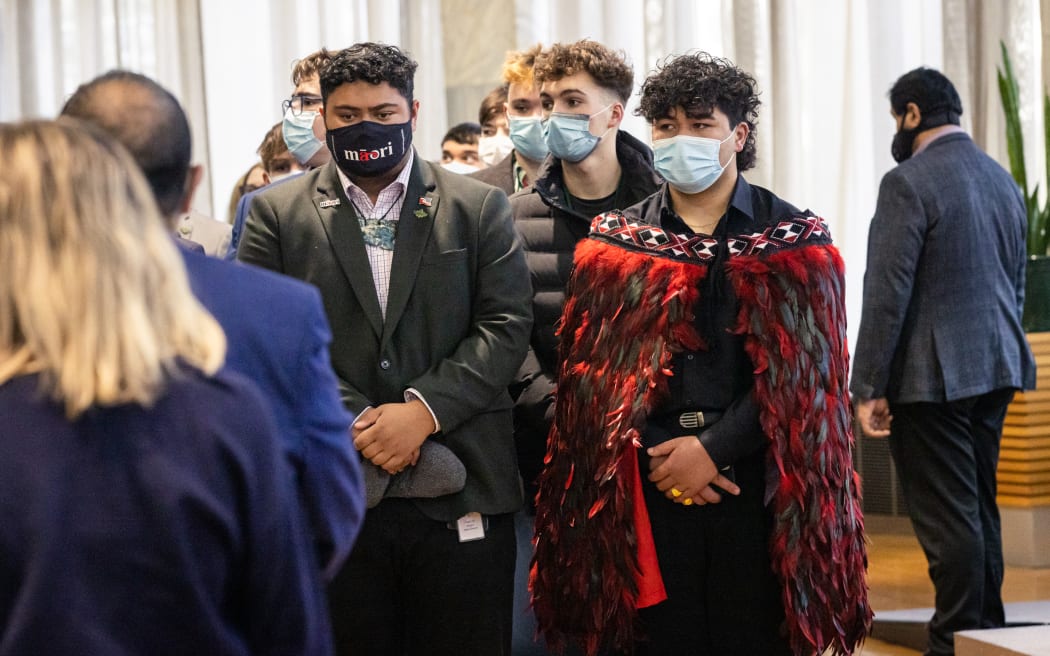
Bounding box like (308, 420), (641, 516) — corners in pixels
(282, 108), (324, 165)
(508, 115), (549, 161)
(652, 132), (735, 194)
(543, 104), (614, 163)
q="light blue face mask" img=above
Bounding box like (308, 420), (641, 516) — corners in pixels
(508, 115), (549, 161)
(652, 132), (735, 194)
(543, 104), (614, 163)
(282, 108), (324, 165)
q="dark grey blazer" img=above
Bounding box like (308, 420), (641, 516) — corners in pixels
(851, 132), (1036, 403)
(469, 151), (516, 196)
(238, 153), (533, 521)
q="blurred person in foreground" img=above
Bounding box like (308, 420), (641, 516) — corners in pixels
(61, 70), (365, 580)
(0, 118), (332, 656)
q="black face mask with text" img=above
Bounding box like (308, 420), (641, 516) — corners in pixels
(327, 120), (412, 177)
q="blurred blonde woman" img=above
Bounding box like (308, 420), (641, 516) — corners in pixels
(0, 120), (333, 656)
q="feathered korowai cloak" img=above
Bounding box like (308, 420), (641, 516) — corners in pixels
(529, 211), (872, 656)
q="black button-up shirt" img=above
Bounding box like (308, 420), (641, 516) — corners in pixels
(639, 177), (766, 467)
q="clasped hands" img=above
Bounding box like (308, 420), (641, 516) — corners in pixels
(648, 437), (740, 506)
(352, 399), (436, 474)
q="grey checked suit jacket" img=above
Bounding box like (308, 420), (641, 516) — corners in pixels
(238, 153), (533, 521)
(851, 132), (1036, 403)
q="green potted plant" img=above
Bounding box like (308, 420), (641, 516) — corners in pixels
(998, 41), (1050, 331)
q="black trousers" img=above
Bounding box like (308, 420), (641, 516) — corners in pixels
(888, 388), (1015, 656)
(327, 499), (516, 656)
(633, 449), (791, 655)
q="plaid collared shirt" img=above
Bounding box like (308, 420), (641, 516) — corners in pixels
(336, 151), (415, 318)
(335, 152), (441, 431)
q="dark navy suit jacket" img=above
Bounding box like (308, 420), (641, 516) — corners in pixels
(181, 248), (365, 577)
(852, 132), (1036, 402)
(0, 368), (333, 656)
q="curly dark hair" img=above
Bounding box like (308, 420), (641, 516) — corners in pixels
(320, 43), (418, 105)
(533, 40), (633, 104)
(637, 52), (761, 171)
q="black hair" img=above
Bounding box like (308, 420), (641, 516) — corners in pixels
(442, 122), (482, 146)
(61, 70), (191, 217)
(637, 52), (760, 171)
(889, 67), (962, 124)
(320, 42), (418, 106)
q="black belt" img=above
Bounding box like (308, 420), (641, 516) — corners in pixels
(675, 410), (723, 429)
(646, 409), (725, 440)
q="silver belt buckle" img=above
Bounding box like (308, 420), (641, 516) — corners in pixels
(678, 411), (705, 429)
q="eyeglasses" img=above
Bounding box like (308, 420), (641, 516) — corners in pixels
(282, 94), (323, 116)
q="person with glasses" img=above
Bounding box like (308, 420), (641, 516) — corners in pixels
(282, 49), (333, 169)
(228, 49), (333, 258)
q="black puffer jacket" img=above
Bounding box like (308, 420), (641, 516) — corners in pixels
(509, 130), (662, 500)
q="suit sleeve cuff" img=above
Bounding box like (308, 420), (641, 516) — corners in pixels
(404, 388), (441, 433)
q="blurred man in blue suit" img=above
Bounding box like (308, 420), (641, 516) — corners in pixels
(61, 70), (365, 580)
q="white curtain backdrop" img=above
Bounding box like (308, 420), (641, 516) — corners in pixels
(0, 0), (448, 222)
(0, 0), (1045, 344)
(1, 0), (215, 214)
(198, 0), (447, 222)
(510, 0), (1042, 348)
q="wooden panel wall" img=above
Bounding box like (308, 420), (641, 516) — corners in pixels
(998, 332), (1050, 507)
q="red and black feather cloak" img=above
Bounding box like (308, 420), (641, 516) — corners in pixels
(530, 211), (872, 656)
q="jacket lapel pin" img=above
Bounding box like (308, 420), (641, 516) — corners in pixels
(418, 196), (432, 207)
(413, 209), (428, 218)
(319, 199), (341, 209)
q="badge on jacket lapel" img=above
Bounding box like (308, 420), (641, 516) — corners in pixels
(414, 195), (432, 219)
(319, 199), (341, 209)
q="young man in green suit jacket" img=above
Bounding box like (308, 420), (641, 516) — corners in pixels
(237, 42), (533, 656)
